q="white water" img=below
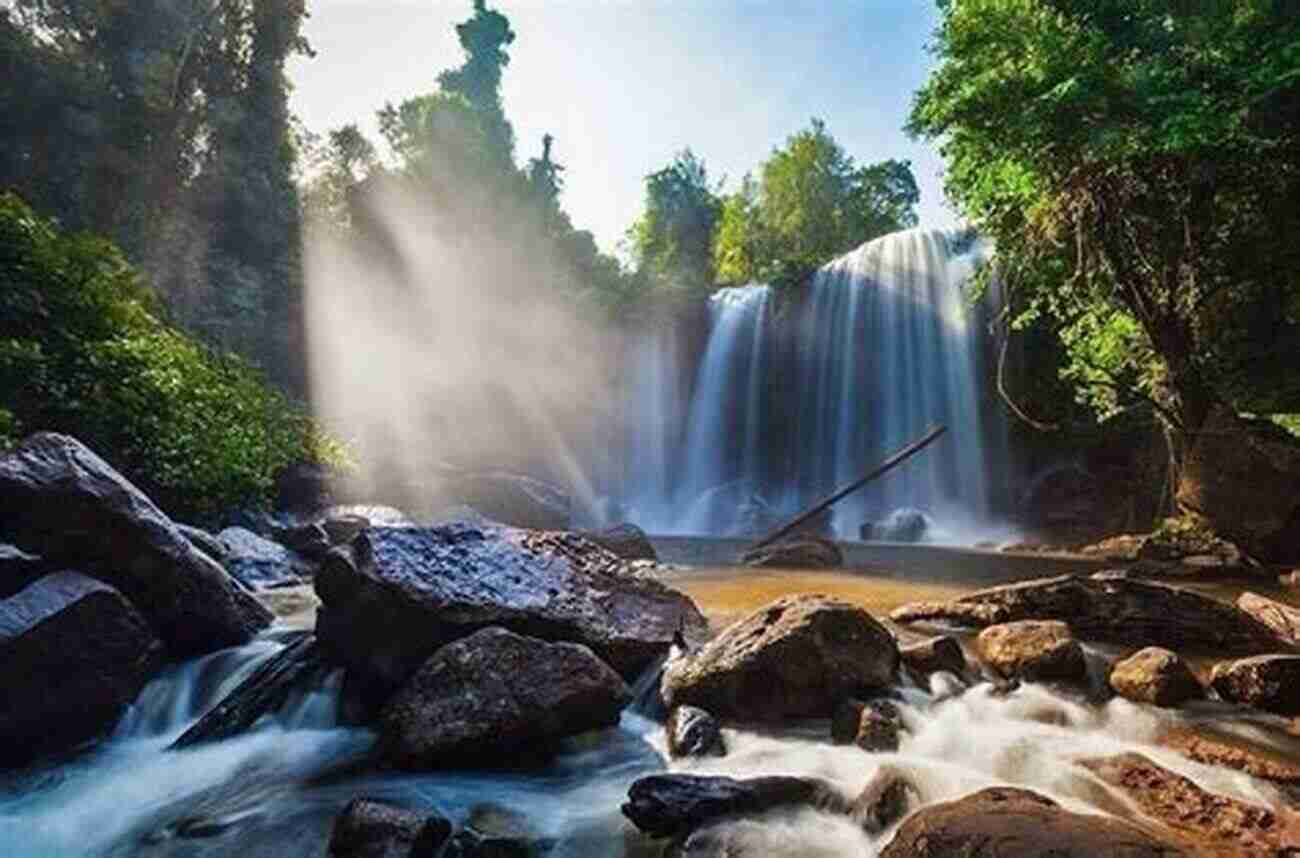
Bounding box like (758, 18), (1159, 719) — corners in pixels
(620, 229), (1016, 543)
(1, 636), (1292, 856)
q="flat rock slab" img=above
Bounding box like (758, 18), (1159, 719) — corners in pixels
(315, 524), (706, 695)
(0, 433), (272, 656)
(1211, 655), (1300, 716)
(661, 594), (899, 722)
(0, 572), (164, 765)
(892, 572), (1293, 655)
(622, 774), (849, 839)
(377, 627), (630, 769)
(878, 786), (1187, 857)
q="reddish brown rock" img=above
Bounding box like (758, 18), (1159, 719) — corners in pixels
(900, 634), (968, 681)
(1160, 727), (1300, 787)
(1210, 655), (1300, 716)
(1237, 591), (1300, 648)
(975, 620), (1087, 684)
(1109, 647), (1202, 707)
(739, 538), (843, 569)
(831, 698), (903, 752)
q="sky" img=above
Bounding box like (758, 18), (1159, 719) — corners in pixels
(289, 0), (959, 256)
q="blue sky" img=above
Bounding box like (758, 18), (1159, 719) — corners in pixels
(290, 0), (958, 255)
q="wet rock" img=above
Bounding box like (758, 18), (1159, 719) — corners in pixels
(878, 785), (1186, 857)
(860, 508), (931, 543)
(1159, 726), (1300, 787)
(327, 797), (452, 858)
(219, 527), (313, 589)
(322, 514), (372, 547)
(443, 471), (570, 531)
(377, 627), (630, 769)
(175, 524), (229, 564)
(1080, 752), (1300, 856)
(0, 572), (165, 765)
(171, 632), (328, 749)
(1237, 591), (1300, 648)
(739, 538), (842, 569)
(0, 542), (49, 599)
(666, 705), (726, 758)
(831, 698), (903, 751)
(1211, 655), (1300, 715)
(577, 523), (657, 561)
(854, 766), (915, 833)
(272, 521), (333, 560)
(621, 774), (849, 839)
(0, 433), (272, 656)
(443, 805), (553, 857)
(892, 571), (1293, 655)
(900, 635), (968, 682)
(1108, 647), (1202, 707)
(661, 594), (899, 722)
(315, 525), (705, 699)
(975, 620), (1087, 684)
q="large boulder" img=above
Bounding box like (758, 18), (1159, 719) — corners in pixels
(442, 471), (570, 531)
(1235, 591), (1300, 648)
(174, 524), (230, 564)
(975, 620), (1087, 684)
(0, 572), (164, 765)
(621, 774), (849, 840)
(0, 434), (272, 656)
(0, 543), (49, 599)
(661, 594), (899, 722)
(878, 786), (1187, 857)
(377, 627), (630, 769)
(861, 508), (932, 543)
(315, 524), (706, 698)
(1210, 655), (1300, 715)
(327, 797), (451, 858)
(577, 523), (657, 561)
(891, 571), (1293, 655)
(738, 538), (843, 569)
(1108, 647), (1202, 707)
(218, 526), (312, 590)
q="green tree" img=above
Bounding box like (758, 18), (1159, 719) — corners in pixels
(909, 0), (1300, 528)
(628, 149), (721, 295)
(436, 0), (516, 164)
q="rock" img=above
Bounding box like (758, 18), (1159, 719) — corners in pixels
(1281, 570), (1300, 590)
(272, 521), (333, 560)
(1237, 591), (1300, 647)
(831, 698), (903, 751)
(322, 514), (372, 547)
(443, 471), (570, 531)
(175, 524), (229, 564)
(171, 632), (328, 749)
(900, 635), (968, 682)
(860, 508), (931, 543)
(0, 542), (49, 599)
(315, 524), (706, 698)
(661, 594), (899, 722)
(892, 572), (1293, 655)
(0, 572), (165, 765)
(443, 805), (553, 858)
(218, 526), (313, 590)
(666, 705), (726, 758)
(0, 433), (272, 656)
(377, 627), (630, 769)
(621, 774), (849, 839)
(327, 797), (452, 858)
(576, 523), (657, 561)
(1210, 655), (1300, 715)
(975, 620), (1087, 684)
(855, 766), (915, 833)
(273, 462), (337, 515)
(1079, 533), (1148, 562)
(1159, 726), (1300, 786)
(878, 786), (1186, 858)
(1079, 752), (1300, 856)
(1135, 515), (1251, 568)
(738, 538), (843, 569)
(1108, 647), (1202, 707)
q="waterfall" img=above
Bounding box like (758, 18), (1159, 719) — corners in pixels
(620, 228), (1009, 541)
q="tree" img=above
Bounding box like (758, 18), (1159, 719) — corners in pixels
(436, 0), (516, 165)
(712, 119), (919, 287)
(909, 0), (1300, 548)
(628, 149), (721, 295)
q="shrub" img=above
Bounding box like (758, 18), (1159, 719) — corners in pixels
(0, 192), (349, 519)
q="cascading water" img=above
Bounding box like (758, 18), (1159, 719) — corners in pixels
(620, 228), (1011, 542)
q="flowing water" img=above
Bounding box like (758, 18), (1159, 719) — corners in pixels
(619, 229), (1015, 543)
(4, 570), (1298, 857)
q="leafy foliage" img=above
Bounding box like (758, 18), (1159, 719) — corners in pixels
(0, 194), (348, 519)
(627, 150), (721, 298)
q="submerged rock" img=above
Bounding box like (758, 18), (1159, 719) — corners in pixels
(377, 627), (630, 769)
(739, 538), (842, 569)
(0, 433), (272, 656)
(315, 524), (705, 698)
(975, 620), (1086, 684)
(218, 526), (312, 590)
(878, 786), (1186, 857)
(621, 774), (849, 839)
(0, 572), (164, 765)
(855, 766), (916, 833)
(327, 797), (452, 858)
(1108, 647), (1202, 707)
(662, 594), (899, 722)
(1210, 655), (1300, 715)
(1236, 591), (1300, 648)
(577, 523), (657, 561)
(443, 805), (553, 858)
(666, 705), (726, 759)
(892, 571), (1293, 655)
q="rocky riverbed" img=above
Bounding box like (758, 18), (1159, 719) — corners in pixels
(2, 433), (1300, 856)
